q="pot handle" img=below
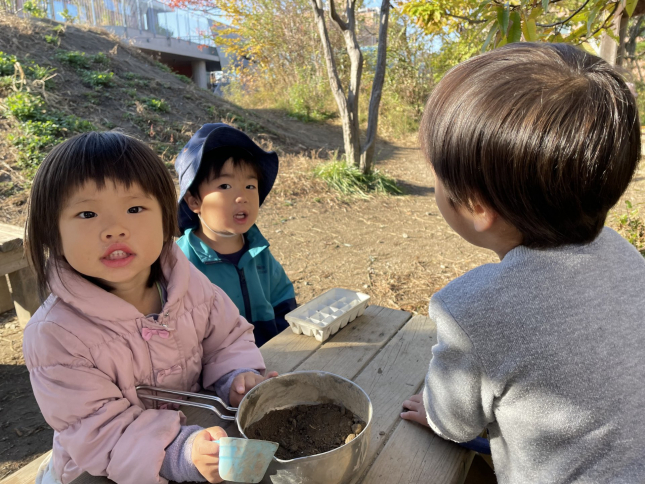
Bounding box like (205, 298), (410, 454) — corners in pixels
(136, 385), (237, 421)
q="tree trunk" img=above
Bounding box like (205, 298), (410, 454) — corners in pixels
(360, 0), (389, 173)
(616, 13), (630, 65)
(310, 0), (361, 167)
(600, 4), (624, 65)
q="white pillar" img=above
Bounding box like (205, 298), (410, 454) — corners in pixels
(191, 60), (207, 89)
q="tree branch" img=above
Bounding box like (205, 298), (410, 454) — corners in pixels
(361, 0), (390, 172)
(585, 1), (620, 38)
(444, 12), (487, 24)
(329, 0), (349, 31)
(536, 0), (592, 27)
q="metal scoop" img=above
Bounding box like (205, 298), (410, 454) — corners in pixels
(136, 386), (279, 483)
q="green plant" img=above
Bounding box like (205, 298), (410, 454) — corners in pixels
(176, 74), (191, 84)
(4, 92), (46, 121)
(616, 201), (645, 257)
(0, 76), (13, 92)
(22, 0), (47, 17)
(92, 52), (110, 66)
(3, 91), (93, 175)
(81, 70), (114, 87)
(55, 50), (90, 69)
(26, 64), (57, 88)
(155, 61), (173, 73)
(314, 157), (402, 198)
(145, 97), (170, 112)
(44, 34), (60, 45)
(60, 7), (77, 23)
(0, 52), (17, 76)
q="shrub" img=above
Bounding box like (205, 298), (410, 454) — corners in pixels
(92, 52), (110, 66)
(0, 52), (17, 76)
(26, 64), (57, 89)
(4, 92), (46, 121)
(145, 97), (170, 112)
(176, 74), (191, 84)
(155, 61), (172, 73)
(313, 157), (402, 198)
(55, 50), (90, 69)
(81, 70), (114, 87)
(22, 0), (47, 17)
(616, 201), (645, 257)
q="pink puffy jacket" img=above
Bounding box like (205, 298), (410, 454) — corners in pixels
(22, 245), (266, 484)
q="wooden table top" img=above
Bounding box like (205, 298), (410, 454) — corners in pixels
(71, 305), (474, 484)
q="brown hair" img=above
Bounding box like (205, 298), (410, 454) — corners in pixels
(25, 131), (178, 299)
(420, 43), (641, 248)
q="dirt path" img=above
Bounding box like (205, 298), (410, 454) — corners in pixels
(1, 121), (644, 478)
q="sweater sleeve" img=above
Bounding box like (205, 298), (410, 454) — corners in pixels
(201, 285), (266, 388)
(24, 323), (183, 484)
(423, 295), (496, 443)
(160, 425), (206, 483)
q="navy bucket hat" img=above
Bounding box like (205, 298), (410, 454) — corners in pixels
(175, 123), (279, 233)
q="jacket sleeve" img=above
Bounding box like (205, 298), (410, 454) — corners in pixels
(423, 295), (496, 443)
(23, 322), (183, 484)
(268, 253), (296, 332)
(201, 285), (266, 388)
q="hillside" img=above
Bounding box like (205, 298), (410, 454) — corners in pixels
(0, 13), (322, 226)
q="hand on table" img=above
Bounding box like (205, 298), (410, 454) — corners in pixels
(401, 393), (430, 428)
(229, 370), (279, 407)
(191, 426), (227, 483)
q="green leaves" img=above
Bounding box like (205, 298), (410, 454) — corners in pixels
(497, 5), (509, 34)
(508, 11), (522, 43)
(626, 0), (639, 17)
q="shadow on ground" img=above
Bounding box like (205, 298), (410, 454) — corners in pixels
(0, 363), (52, 477)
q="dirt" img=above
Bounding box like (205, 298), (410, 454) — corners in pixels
(1, 12), (645, 481)
(245, 403), (366, 460)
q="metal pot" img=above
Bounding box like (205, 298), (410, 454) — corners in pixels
(236, 371), (373, 484)
(136, 371), (373, 484)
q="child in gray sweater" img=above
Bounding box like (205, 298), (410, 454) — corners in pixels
(401, 43), (645, 483)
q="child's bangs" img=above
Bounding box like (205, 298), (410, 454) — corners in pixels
(56, 132), (171, 206)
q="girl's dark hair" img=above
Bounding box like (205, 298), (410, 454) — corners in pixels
(420, 43), (641, 248)
(188, 147), (262, 198)
(25, 131), (178, 299)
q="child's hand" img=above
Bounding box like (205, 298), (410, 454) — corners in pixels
(229, 371), (279, 407)
(401, 393), (430, 428)
(191, 426), (227, 483)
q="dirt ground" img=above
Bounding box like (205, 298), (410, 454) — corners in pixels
(1, 13), (645, 480)
(245, 403), (365, 460)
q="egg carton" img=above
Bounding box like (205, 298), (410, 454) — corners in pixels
(286, 288), (370, 342)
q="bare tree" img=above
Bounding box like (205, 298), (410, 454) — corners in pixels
(310, 0), (390, 173)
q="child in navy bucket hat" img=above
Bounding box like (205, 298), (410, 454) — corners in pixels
(176, 124), (296, 346)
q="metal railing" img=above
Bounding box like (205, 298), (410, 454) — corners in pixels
(1, 0), (217, 47)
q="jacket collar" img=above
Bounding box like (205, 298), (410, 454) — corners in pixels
(184, 224), (269, 266)
(47, 244), (190, 325)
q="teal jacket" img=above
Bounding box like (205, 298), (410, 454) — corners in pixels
(176, 225), (296, 346)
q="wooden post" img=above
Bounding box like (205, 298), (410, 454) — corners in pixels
(8, 267), (40, 328)
(0, 275), (13, 314)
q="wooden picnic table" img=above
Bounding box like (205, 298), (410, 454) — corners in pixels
(0, 223), (40, 327)
(8, 305), (474, 484)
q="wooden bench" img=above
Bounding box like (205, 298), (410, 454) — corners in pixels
(0, 452), (51, 484)
(0, 223), (40, 327)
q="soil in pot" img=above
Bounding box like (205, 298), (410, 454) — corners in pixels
(245, 403), (366, 460)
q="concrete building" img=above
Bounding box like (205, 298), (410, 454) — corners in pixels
(5, 0), (222, 89)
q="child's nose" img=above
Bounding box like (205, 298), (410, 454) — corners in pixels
(101, 223), (129, 240)
(235, 194), (247, 203)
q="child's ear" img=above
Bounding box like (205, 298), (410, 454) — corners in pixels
(471, 201), (498, 233)
(183, 192), (202, 214)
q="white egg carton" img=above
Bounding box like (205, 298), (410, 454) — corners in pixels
(286, 288), (370, 342)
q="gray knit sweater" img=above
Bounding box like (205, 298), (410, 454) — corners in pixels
(423, 228), (645, 484)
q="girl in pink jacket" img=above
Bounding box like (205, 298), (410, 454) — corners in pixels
(22, 132), (274, 484)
